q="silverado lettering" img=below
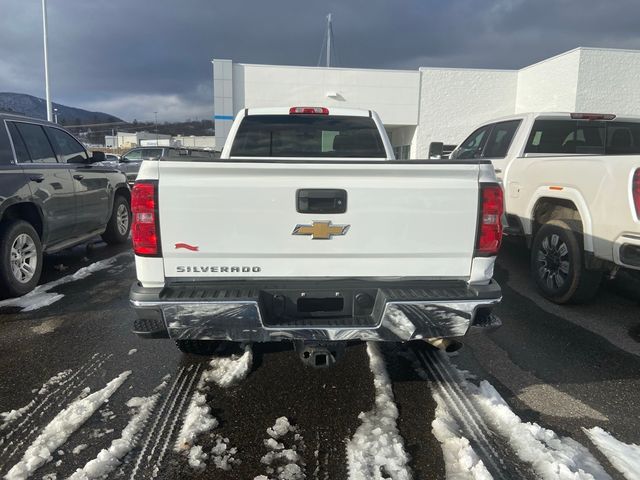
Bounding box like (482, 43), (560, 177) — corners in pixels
(176, 266), (262, 273)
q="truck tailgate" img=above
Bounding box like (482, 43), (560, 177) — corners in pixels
(157, 161), (480, 279)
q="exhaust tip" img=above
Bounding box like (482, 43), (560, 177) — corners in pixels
(425, 337), (463, 353)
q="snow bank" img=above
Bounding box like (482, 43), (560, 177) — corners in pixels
(346, 343), (411, 480)
(200, 344), (253, 388)
(0, 253), (130, 312)
(431, 397), (492, 480)
(470, 381), (610, 480)
(584, 427), (640, 480)
(68, 390), (161, 480)
(4, 371), (130, 480)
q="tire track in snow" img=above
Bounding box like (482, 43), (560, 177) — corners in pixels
(128, 364), (202, 479)
(153, 364), (202, 473)
(127, 367), (186, 480)
(0, 353), (110, 471)
(412, 346), (538, 480)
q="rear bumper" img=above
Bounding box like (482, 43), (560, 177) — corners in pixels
(614, 234), (640, 270)
(129, 279), (502, 342)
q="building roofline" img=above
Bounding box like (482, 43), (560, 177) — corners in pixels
(215, 60), (418, 75)
(419, 66), (517, 73)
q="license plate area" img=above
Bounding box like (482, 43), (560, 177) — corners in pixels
(260, 288), (379, 327)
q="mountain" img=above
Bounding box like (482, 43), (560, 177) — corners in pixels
(0, 92), (123, 125)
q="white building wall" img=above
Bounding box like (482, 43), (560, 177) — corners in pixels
(413, 68), (518, 158)
(233, 63), (420, 126)
(173, 135), (216, 148)
(213, 59), (234, 149)
(515, 49), (581, 113)
(575, 48), (640, 115)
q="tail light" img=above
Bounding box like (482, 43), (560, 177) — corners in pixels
(131, 181), (160, 256)
(633, 169), (640, 219)
(476, 184), (504, 256)
(289, 107), (329, 115)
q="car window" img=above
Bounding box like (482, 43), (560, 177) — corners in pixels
(123, 149), (142, 161)
(141, 149), (163, 160)
(6, 121), (32, 163)
(14, 122), (57, 163)
(230, 115), (386, 158)
(45, 127), (88, 163)
(482, 120), (521, 158)
(525, 119), (605, 155)
(452, 125), (492, 159)
(605, 122), (640, 155)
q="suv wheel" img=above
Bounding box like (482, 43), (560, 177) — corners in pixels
(0, 220), (43, 298)
(102, 195), (131, 244)
(531, 220), (601, 304)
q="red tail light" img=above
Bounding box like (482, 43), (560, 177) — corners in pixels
(633, 169), (640, 219)
(476, 184), (504, 256)
(570, 113), (616, 121)
(289, 107), (329, 115)
(131, 181), (160, 256)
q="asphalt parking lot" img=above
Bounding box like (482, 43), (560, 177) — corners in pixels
(0, 239), (638, 479)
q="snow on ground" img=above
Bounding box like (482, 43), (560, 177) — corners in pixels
(127, 349), (137, 356)
(470, 380), (610, 480)
(71, 444), (88, 455)
(431, 397), (492, 480)
(200, 344), (253, 388)
(4, 371), (131, 480)
(0, 370), (71, 429)
(174, 345), (252, 469)
(67, 385), (164, 480)
(256, 417), (305, 480)
(584, 427), (640, 480)
(0, 252), (131, 312)
(346, 343), (411, 480)
(424, 352), (610, 480)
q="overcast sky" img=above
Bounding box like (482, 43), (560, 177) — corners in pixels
(1, 0), (639, 122)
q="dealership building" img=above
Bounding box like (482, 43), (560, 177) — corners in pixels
(212, 47), (640, 158)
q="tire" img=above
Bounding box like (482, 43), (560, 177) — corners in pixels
(530, 220), (602, 304)
(0, 220), (43, 298)
(101, 195), (131, 244)
(175, 340), (224, 356)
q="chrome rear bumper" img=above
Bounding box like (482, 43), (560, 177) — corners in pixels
(129, 279), (501, 342)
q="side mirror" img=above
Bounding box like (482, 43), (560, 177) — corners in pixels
(91, 151), (106, 163)
(428, 142), (444, 159)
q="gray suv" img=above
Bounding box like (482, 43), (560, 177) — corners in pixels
(0, 114), (131, 297)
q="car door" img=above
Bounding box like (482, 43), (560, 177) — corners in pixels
(119, 148), (143, 183)
(480, 120), (522, 180)
(7, 121), (76, 248)
(45, 126), (110, 235)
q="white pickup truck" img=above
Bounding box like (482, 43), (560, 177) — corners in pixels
(449, 112), (640, 304)
(129, 107), (503, 367)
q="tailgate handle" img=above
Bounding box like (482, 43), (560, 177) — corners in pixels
(297, 189), (347, 214)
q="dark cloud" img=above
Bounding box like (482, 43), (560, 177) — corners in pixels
(1, 0), (640, 121)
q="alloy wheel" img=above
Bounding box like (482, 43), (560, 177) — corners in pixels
(535, 233), (570, 290)
(10, 233), (38, 284)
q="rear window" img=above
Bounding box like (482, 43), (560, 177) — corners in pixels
(524, 119), (640, 155)
(229, 115), (386, 158)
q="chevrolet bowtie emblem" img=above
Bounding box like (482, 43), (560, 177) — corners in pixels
(292, 221), (350, 240)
